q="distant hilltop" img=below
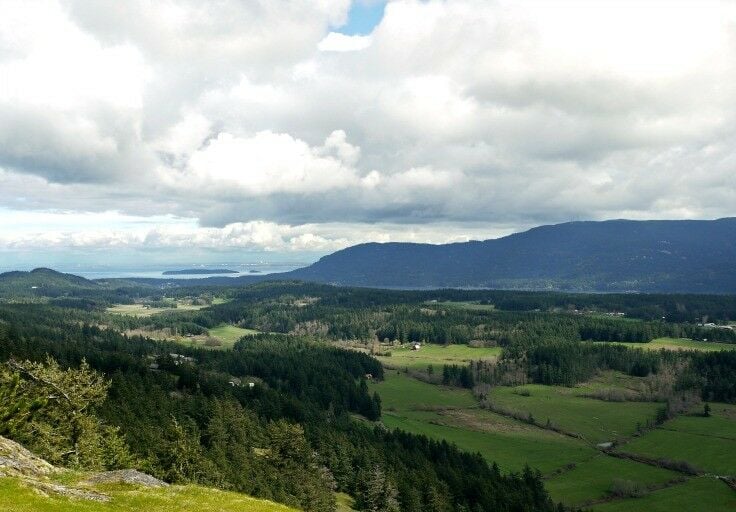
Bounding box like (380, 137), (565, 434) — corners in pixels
(285, 218), (736, 293)
(162, 269), (238, 275)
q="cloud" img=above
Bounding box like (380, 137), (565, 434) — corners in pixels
(318, 32), (372, 52)
(0, 0), (735, 257)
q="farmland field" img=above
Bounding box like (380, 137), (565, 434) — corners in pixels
(372, 371), (594, 473)
(606, 337), (736, 352)
(544, 454), (680, 506)
(592, 477), (736, 512)
(376, 344), (501, 370)
(106, 302), (208, 317)
(488, 384), (661, 444)
(621, 422), (736, 476)
(368, 343), (736, 509)
(166, 324), (260, 350)
(208, 324), (259, 347)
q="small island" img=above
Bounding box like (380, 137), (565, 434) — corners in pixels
(162, 269), (239, 275)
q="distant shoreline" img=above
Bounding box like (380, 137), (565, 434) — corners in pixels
(162, 269), (239, 275)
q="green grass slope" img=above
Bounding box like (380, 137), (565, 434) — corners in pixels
(0, 477), (299, 512)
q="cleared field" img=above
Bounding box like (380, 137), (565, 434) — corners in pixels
(376, 344), (501, 370)
(430, 301), (496, 311)
(544, 454), (680, 506)
(606, 337), (736, 352)
(372, 372), (594, 473)
(0, 476), (297, 512)
(106, 303), (208, 317)
(166, 324), (260, 350)
(664, 404), (736, 440)
(592, 477), (736, 512)
(374, 370), (477, 410)
(488, 384), (661, 444)
(621, 426), (736, 476)
(208, 324), (259, 347)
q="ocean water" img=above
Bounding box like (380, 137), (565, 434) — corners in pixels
(0, 263), (308, 280)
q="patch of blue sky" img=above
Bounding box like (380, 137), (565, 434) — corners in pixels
(336, 0), (387, 35)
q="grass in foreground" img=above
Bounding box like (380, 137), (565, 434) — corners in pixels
(0, 477), (297, 512)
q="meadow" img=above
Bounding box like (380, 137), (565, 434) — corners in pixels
(621, 424), (736, 475)
(591, 477), (736, 512)
(487, 384), (661, 444)
(376, 343), (501, 370)
(544, 454), (680, 506)
(368, 342), (736, 510)
(106, 302), (207, 317)
(372, 371), (595, 473)
(606, 337), (736, 352)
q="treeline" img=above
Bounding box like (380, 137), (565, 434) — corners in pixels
(129, 296), (735, 348)
(479, 340), (736, 405)
(0, 304), (562, 512)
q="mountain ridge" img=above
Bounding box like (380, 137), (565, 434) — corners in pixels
(286, 218), (736, 293)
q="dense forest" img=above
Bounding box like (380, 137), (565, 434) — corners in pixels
(2, 276), (736, 510)
(0, 301), (561, 512)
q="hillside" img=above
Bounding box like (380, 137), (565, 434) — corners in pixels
(0, 436), (297, 512)
(0, 268), (99, 297)
(287, 218), (736, 293)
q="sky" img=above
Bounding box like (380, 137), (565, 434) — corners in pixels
(1, 0), (735, 269)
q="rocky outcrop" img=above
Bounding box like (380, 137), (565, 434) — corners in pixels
(0, 436), (164, 503)
(0, 435), (55, 478)
(84, 469), (168, 487)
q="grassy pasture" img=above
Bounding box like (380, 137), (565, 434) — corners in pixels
(106, 302), (208, 317)
(429, 301), (496, 311)
(664, 403), (736, 440)
(376, 344), (501, 370)
(0, 476), (297, 512)
(621, 426), (736, 476)
(605, 337), (736, 352)
(167, 324), (259, 350)
(592, 477), (736, 512)
(371, 372), (594, 473)
(488, 384), (661, 444)
(208, 324), (259, 347)
(544, 454), (680, 506)
(373, 370), (477, 410)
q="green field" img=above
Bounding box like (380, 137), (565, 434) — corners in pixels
(165, 324), (260, 350)
(592, 477), (736, 512)
(622, 426), (736, 476)
(488, 384), (661, 444)
(376, 344), (501, 370)
(369, 346), (736, 509)
(606, 337), (736, 352)
(429, 301), (496, 311)
(106, 303), (208, 317)
(208, 324), (260, 347)
(662, 403), (736, 440)
(372, 372), (594, 473)
(0, 476), (296, 512)
(544, 454), (680, 506)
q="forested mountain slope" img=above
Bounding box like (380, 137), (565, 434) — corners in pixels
(288, 218), (736, 292)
